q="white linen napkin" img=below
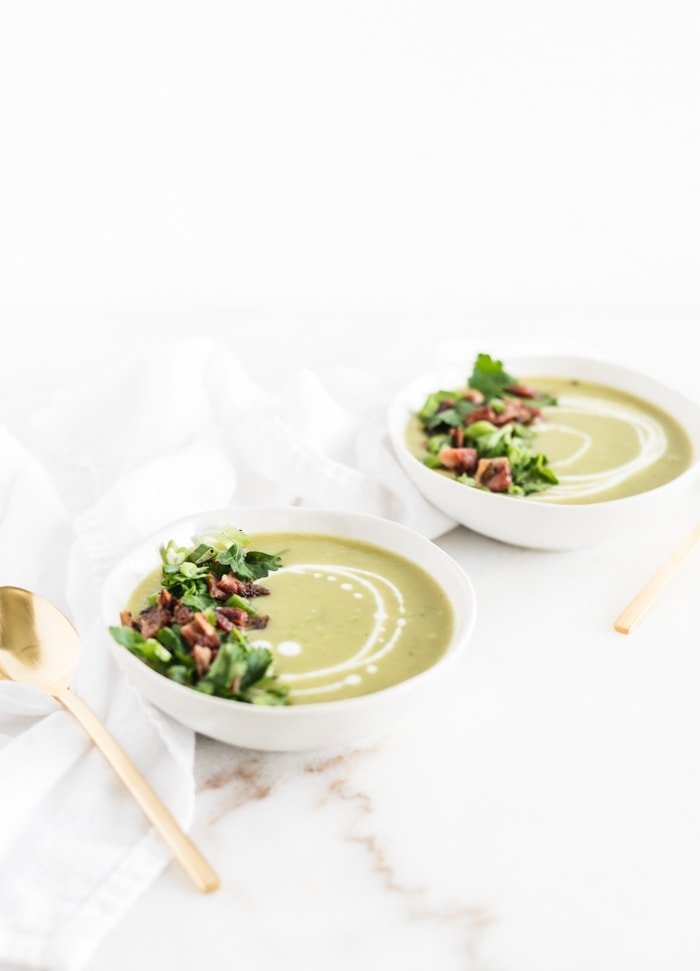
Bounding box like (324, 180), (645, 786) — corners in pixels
(0, 338), (454, 971)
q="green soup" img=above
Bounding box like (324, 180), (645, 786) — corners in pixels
(406, 377), (693, 505)
(128, 533), (453, 705)
(525, 378), (693, 504)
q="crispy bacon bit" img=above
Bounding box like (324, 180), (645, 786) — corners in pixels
(138, 604), (170, 639)
(172, 603), (194, 625)
(192, 644), (213, 677)
(247, 614), (270, 630)
(491, 401), (541, 426)
(438, 446), (478, 475)
(436, 398), (455, 412)
(239, 581), (270, 598)
(207, 574), (227, 600)
(463, 400), (540, 428)
(450, 426), (464, 447)
(181, 612), (220, 649)
(475, 457), (512, 492)
(215, 606), (248, 630)
(158, 589), (173, 609)
(209, 573), (271, 600)
(453, 386), (485, 404)
(506, 383), (536, 399)
(214, 608), (234, 632)
(217, 574), (245, 596)
(207, 573), (246, 599)
(464, 405), (497, 426)
(134, 589), (181, 638)
(120, 610), (134, 627)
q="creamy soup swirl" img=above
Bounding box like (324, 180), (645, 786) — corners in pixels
(526, 378), (692, 504)
(246, 533), (453, 703)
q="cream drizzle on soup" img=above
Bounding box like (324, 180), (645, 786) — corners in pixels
(525, 378), (693, 504)
(126, 533), (454, 705)
(243, 533), (453, 703)
(405, 376), (693, 505)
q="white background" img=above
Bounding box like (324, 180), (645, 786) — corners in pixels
(0, 0), (698, 320)
(1, 4), (700, 970)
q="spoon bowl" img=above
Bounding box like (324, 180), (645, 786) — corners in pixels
(0, 586), (79, 690)
(0, 585), (219, 893)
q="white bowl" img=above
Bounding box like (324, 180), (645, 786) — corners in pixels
(101, 507), (476, 751)
(389, 355), (700, 551)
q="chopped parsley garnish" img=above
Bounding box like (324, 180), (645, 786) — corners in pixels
(468, 353), (516, 398)
(416, 353), (559, 497)
(109, 530), (288, 705)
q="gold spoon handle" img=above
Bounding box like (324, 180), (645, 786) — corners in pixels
(54, 687), (219, 893)
(614, 522), (700, 634)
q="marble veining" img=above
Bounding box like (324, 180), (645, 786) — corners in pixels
(319, 770), (494, 961)
(198, 754), (275, 824)
(195, 738), (494, 966)
(86, 488), (700, 971)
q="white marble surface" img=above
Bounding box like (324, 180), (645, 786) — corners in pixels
(0, 314), (697, 971)
(85, 481), (700, 971)
(2, 0), (699, 954)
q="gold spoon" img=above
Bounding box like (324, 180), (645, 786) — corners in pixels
(0, 586), (219, 893)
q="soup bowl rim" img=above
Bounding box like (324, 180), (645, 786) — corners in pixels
(388, 353), (700, 514)
(101, 506), (476, 717)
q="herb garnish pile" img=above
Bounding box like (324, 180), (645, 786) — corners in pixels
(417, 353), (559, 496)
(110, 529), (289, 705)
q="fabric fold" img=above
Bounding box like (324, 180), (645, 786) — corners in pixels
(0, 337), (458, 970)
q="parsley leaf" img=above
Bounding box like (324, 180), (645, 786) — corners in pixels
(468, 353), (516, 398)
(165, 665), (194, 685)
(418, 390), (459, 420)
(243, 550), (283, 580)
(197, 637), (248, 694)
(416, 351), (560, 499)
(111, 529), (290, 705)
(216, 542), (283, 581)
(215, 541), (248, 574)
(511, 451), (559, 494)
(240, 646), (274, 691)
(425, 397), (480, 430)
(247, 683), (289, 706)
(179, 588), (217, 611)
